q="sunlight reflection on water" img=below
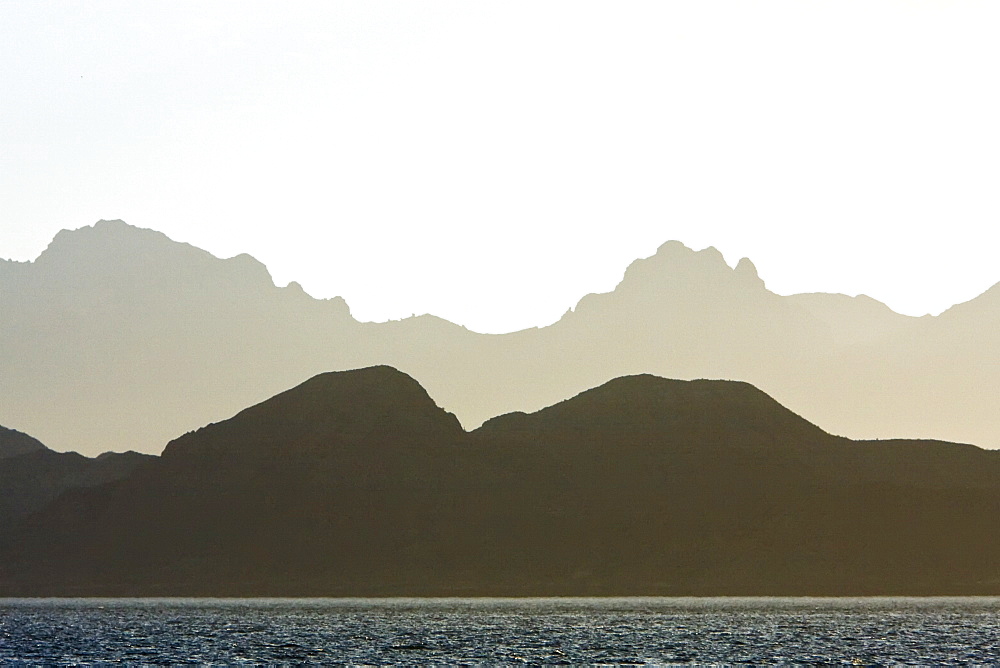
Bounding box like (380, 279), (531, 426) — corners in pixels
(2, 597), (999, 664)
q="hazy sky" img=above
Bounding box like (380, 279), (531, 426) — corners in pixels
(3, 1), (999, 333)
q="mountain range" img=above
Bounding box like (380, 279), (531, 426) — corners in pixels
(2, 219), (999, 455)
(0, 425), (151, 535)
(2, 366), (998, 596)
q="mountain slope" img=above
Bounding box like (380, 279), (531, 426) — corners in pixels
(2, 220), (999, 454)
(0, 426), (46, 459)
(0, 220), (362, 455)
(0, 426), (153, 541)
(3, 367), (999, 596)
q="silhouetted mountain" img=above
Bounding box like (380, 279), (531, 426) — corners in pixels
(3, 220), (1000, 454)
(0, 426), (153, 542)
(3, 367), (999, 596)
(161, 365), (463, 461)
(0, 426), (46, 459)
(0, 220), (360, 456)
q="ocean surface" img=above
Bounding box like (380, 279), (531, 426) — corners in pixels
(2, 597), (1000, 665)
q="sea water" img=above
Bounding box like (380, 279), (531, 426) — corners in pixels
(2, 597), (999, 665)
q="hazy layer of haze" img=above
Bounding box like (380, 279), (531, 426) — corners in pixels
(3, 2), (1000, 334)
(3, 221), (999, 456)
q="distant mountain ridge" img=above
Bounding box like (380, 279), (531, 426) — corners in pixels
(2, 219), (999, 455)
(3, 366), (998, 596)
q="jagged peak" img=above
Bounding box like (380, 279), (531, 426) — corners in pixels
(653, 239), (694, 256)
(734, 257), (765, 288)
(38, 219), (208, 264)
(280, 282), (352, 316)
(625, 241), (753, 286)
(566, 241), (768, 319)
(31, 220), (286, 291)
(221, 251), (275, 283)
(651, 240), (725, 263)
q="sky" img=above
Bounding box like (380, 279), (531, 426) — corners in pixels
(2, 1), (999, 334)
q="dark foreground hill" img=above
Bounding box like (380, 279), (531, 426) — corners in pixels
(0, 426), (153, 541)
(2, 367), (999, 596)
